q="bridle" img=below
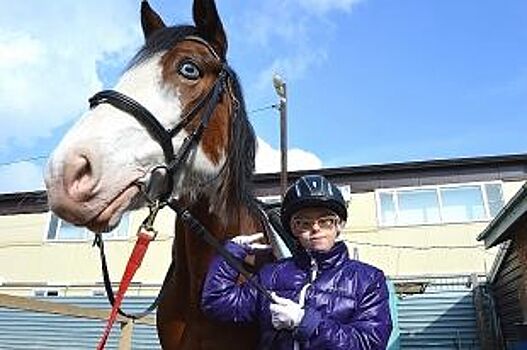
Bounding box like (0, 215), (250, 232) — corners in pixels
(88, 35), (237, 202)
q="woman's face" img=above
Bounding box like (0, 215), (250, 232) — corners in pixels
(290, 207), (341, 253)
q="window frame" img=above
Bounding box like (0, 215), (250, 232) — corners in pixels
(44, 212), (131, 242)
(375, 181), (504, 227)
(257, 184), (352, 205)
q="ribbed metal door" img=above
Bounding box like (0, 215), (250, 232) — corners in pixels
(398, 287), (480, 349)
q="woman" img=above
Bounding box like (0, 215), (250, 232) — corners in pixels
(201, 175), (392, 349)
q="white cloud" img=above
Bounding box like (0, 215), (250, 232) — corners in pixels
(0, 1), (141, 149)
(0, 161), (44, 193)
(253, 49), (328, 93)
(298, 0), (363, 14)
(238, 0), (360, 95)
(255, 137), (323, 173)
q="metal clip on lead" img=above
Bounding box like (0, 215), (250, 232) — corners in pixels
(140, 200), (163, 238)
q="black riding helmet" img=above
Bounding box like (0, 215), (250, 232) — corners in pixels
(281, 175), (347, 234)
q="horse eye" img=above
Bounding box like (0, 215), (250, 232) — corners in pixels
(178, 61), (201, 80)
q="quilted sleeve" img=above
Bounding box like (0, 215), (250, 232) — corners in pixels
(200, 241), (260, 324)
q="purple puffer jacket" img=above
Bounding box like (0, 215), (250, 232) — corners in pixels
(201, 241), (392, 350)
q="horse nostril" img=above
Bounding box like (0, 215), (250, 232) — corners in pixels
(64, 153), (98, 201)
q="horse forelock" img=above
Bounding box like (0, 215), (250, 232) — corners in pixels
(128, 25), (257, 221)
(128, 25), (198, 69)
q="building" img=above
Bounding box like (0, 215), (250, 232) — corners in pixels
(1, 153), (527, 349)
(1, 153), (526, 297)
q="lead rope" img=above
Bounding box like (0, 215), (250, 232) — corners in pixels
(96, 202), (162, 350)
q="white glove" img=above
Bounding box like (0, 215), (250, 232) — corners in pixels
(231, 232), (271, 253)
(269, 292), (305, 330)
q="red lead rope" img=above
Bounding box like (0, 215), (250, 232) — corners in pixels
(96, 229), (156, 350)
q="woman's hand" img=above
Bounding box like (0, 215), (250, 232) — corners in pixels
(269, 292), (305, 330)
(231, 232), (271, 253)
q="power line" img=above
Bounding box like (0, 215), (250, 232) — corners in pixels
(0, 155), (49, 168)
(248, 104), (278, 115)
(0, 104), (278, 169)
(343, 239), (487, 251)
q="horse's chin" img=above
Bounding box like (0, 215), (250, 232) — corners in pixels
(85, 185), (140, 233)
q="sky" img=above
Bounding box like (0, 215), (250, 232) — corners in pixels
(0, 0), (525, 193)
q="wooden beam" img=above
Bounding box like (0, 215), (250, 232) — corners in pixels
(119, 321), (134, 350)
(0, 293), (156, 326)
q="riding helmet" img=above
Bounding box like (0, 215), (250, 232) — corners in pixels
(281, 175), (347, 232)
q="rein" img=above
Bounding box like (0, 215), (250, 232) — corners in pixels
(91, 36), (277, 349)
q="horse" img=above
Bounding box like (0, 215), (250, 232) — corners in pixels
(44, 0), (276, 348)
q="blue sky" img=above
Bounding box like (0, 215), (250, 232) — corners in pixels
(0, 0), (525, 192)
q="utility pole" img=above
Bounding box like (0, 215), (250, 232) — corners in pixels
(273, 74), (288, 199)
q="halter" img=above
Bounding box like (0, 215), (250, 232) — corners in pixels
(88, 36), (235, 201)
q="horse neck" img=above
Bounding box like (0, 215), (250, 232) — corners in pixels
(175, 194), (260, 305)
(187, 193), (260, 236)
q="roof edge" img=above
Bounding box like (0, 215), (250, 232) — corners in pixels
(477, 182), (527, 248)
(254, 152), (527, 181)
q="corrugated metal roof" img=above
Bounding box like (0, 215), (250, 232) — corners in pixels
(0, 297), (159, 349)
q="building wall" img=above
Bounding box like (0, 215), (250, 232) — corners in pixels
(342, 181), (524, 276)
(0, 180), (524, 296)
(0, 208), (176, 296)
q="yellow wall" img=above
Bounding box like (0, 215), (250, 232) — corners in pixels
(0, 180), (524, 296)
(0, 208), (175, 296)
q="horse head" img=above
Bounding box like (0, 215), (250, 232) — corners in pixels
(45, 0), (256, 233)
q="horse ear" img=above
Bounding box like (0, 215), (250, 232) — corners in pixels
(141, 0), (166, 40)
(192, 0), (228, 58)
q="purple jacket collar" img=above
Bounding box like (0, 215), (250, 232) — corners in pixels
(295, 241), (349, 271)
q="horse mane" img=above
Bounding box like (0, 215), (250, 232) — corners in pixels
(212, 69), (258, 223)
(127, 25), (258, 224)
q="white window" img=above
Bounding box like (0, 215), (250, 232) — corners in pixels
(34, 288), (60, 297)
(258, 195), (282, 204)
(257, 184), (352, 205)
(376, 182), (505, 226)
(46, 212), (130, 241)
(338, 185), (352, 202)
(92, 289), (106, 297)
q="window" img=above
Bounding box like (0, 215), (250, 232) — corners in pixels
(258, 195), (281, 204)
(398, 189), (441, 225)
(257, 184), (352, 205)
(441, 186), (485, 222)
(46, 212), (130, 241)
(34, 289), (60, 297)
(376, 182), (505, 226)
(92, 289), (106, 297)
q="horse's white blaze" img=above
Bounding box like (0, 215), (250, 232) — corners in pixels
(45, 53), (225, 228)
